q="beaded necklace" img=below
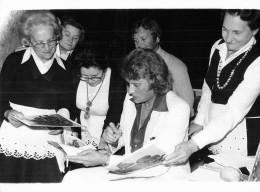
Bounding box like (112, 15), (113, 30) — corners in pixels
(84, 78), (104, 119)
(216, 47), (252, 90)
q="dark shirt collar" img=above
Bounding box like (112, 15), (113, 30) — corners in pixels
(130, 93), (168, 112)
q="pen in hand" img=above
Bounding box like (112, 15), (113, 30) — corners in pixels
(116, 123), (120, 130)
(114, 123), (121, 135)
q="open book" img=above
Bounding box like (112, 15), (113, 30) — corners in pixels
(15, 114), (83, 127)
(106, 142), (166, 179)
(48, 135), (97, 156)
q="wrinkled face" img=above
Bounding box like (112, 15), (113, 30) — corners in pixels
(222, 13), (258, 56)
(59, 24), (81, 52)
(80, 66), (104, 87)
(133, 27), (159, 50)
(30, 24), (57, 63)
(127, 78), (155, 104)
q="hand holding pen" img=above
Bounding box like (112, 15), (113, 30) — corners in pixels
(102, 122), (122, 145)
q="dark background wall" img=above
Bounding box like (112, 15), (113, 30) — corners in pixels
(53, 9), (223, 89)
(0, 9), (225, 89)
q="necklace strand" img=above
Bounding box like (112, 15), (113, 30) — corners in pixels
(216, 47), (252, 90)
(84, 79), (104, 119)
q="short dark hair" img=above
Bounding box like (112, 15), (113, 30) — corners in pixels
(121, 48), (172, 95)
(75, 49), (108, 71)
(131, 18), (162, 41)
(222, 9), (260, 30)
(61, 15), (85, 42)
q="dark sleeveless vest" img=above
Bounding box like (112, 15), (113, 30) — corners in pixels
(205, 40), (260, 155)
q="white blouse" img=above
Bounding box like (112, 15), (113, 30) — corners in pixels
(193, 37), (260, 155)
(76, 68), (111, 141)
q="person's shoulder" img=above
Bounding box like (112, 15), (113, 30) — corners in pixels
(166, 91), (190, 111)
(158, 47), (187, 70)
(5, 49), (26, 61)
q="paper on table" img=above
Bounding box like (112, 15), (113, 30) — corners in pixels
(208, 153), (255, 171)
(48, 135), (96, 156)
(48, 141), (97, 156)
(108, 165), (170, 181)
(106, 142), (165, 175)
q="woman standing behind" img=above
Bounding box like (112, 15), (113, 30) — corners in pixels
(71, 49), (126, 144)
(164, 9), (260, 165)
(0, 10), (71, 183)
(56, 15), (85, 70)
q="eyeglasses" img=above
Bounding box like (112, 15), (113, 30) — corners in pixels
(79, 75), (102, 82)
(31, 38), (57, 49)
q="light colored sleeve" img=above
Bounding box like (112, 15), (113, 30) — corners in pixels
(193, 56), (260, 149)
(156, 96), (190, 154)
(193, 80), (212, 125)
(169, 61), (194, 110)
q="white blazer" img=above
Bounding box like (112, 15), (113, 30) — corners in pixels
(110, 91), (191, 178)
(115, 91), (190, 155)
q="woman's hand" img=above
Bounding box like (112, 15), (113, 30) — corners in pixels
(162, 139), (199, 166)
(98, 137), (111, 152)
(102, 122), (122, 146)
(4, 109), (24, 128)
(188, 123), (203, 137)
(66, 149), (110, 167)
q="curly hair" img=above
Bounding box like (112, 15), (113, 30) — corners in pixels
(221, 9), (260, 30)
(18, 10), (61, 46)
(122, 48), (172, 95)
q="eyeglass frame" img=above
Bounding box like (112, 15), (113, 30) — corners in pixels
(31, 38), (58, 49)
(79, 72), (104, 82)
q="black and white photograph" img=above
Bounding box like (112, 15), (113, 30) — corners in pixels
(0, 0), (260, 191)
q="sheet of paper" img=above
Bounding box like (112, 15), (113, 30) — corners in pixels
(48, 135), (96, 156)
(188, 166), (223, 181)
(208, 153), (255, 171)
(106, 142), (165, 175)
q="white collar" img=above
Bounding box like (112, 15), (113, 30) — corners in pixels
(21, 47), (65, 74)
(56, 44), (73, 59)
(216, 36), (256, 60)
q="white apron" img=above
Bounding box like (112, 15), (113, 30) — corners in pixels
(0, 102), (65, 172)
(205, 102), (247, 156)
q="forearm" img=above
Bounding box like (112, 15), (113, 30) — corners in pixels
(194, 58), (260, 148)
(193, 80), (212, 125)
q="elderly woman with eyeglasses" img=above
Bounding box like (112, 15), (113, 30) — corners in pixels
(69, 49), (126, 147)
(0, 10), (72, 183)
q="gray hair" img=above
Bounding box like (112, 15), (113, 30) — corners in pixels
(18, 10), (61, 46)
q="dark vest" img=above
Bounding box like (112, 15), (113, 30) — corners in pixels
(205, 40), (260, 155)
